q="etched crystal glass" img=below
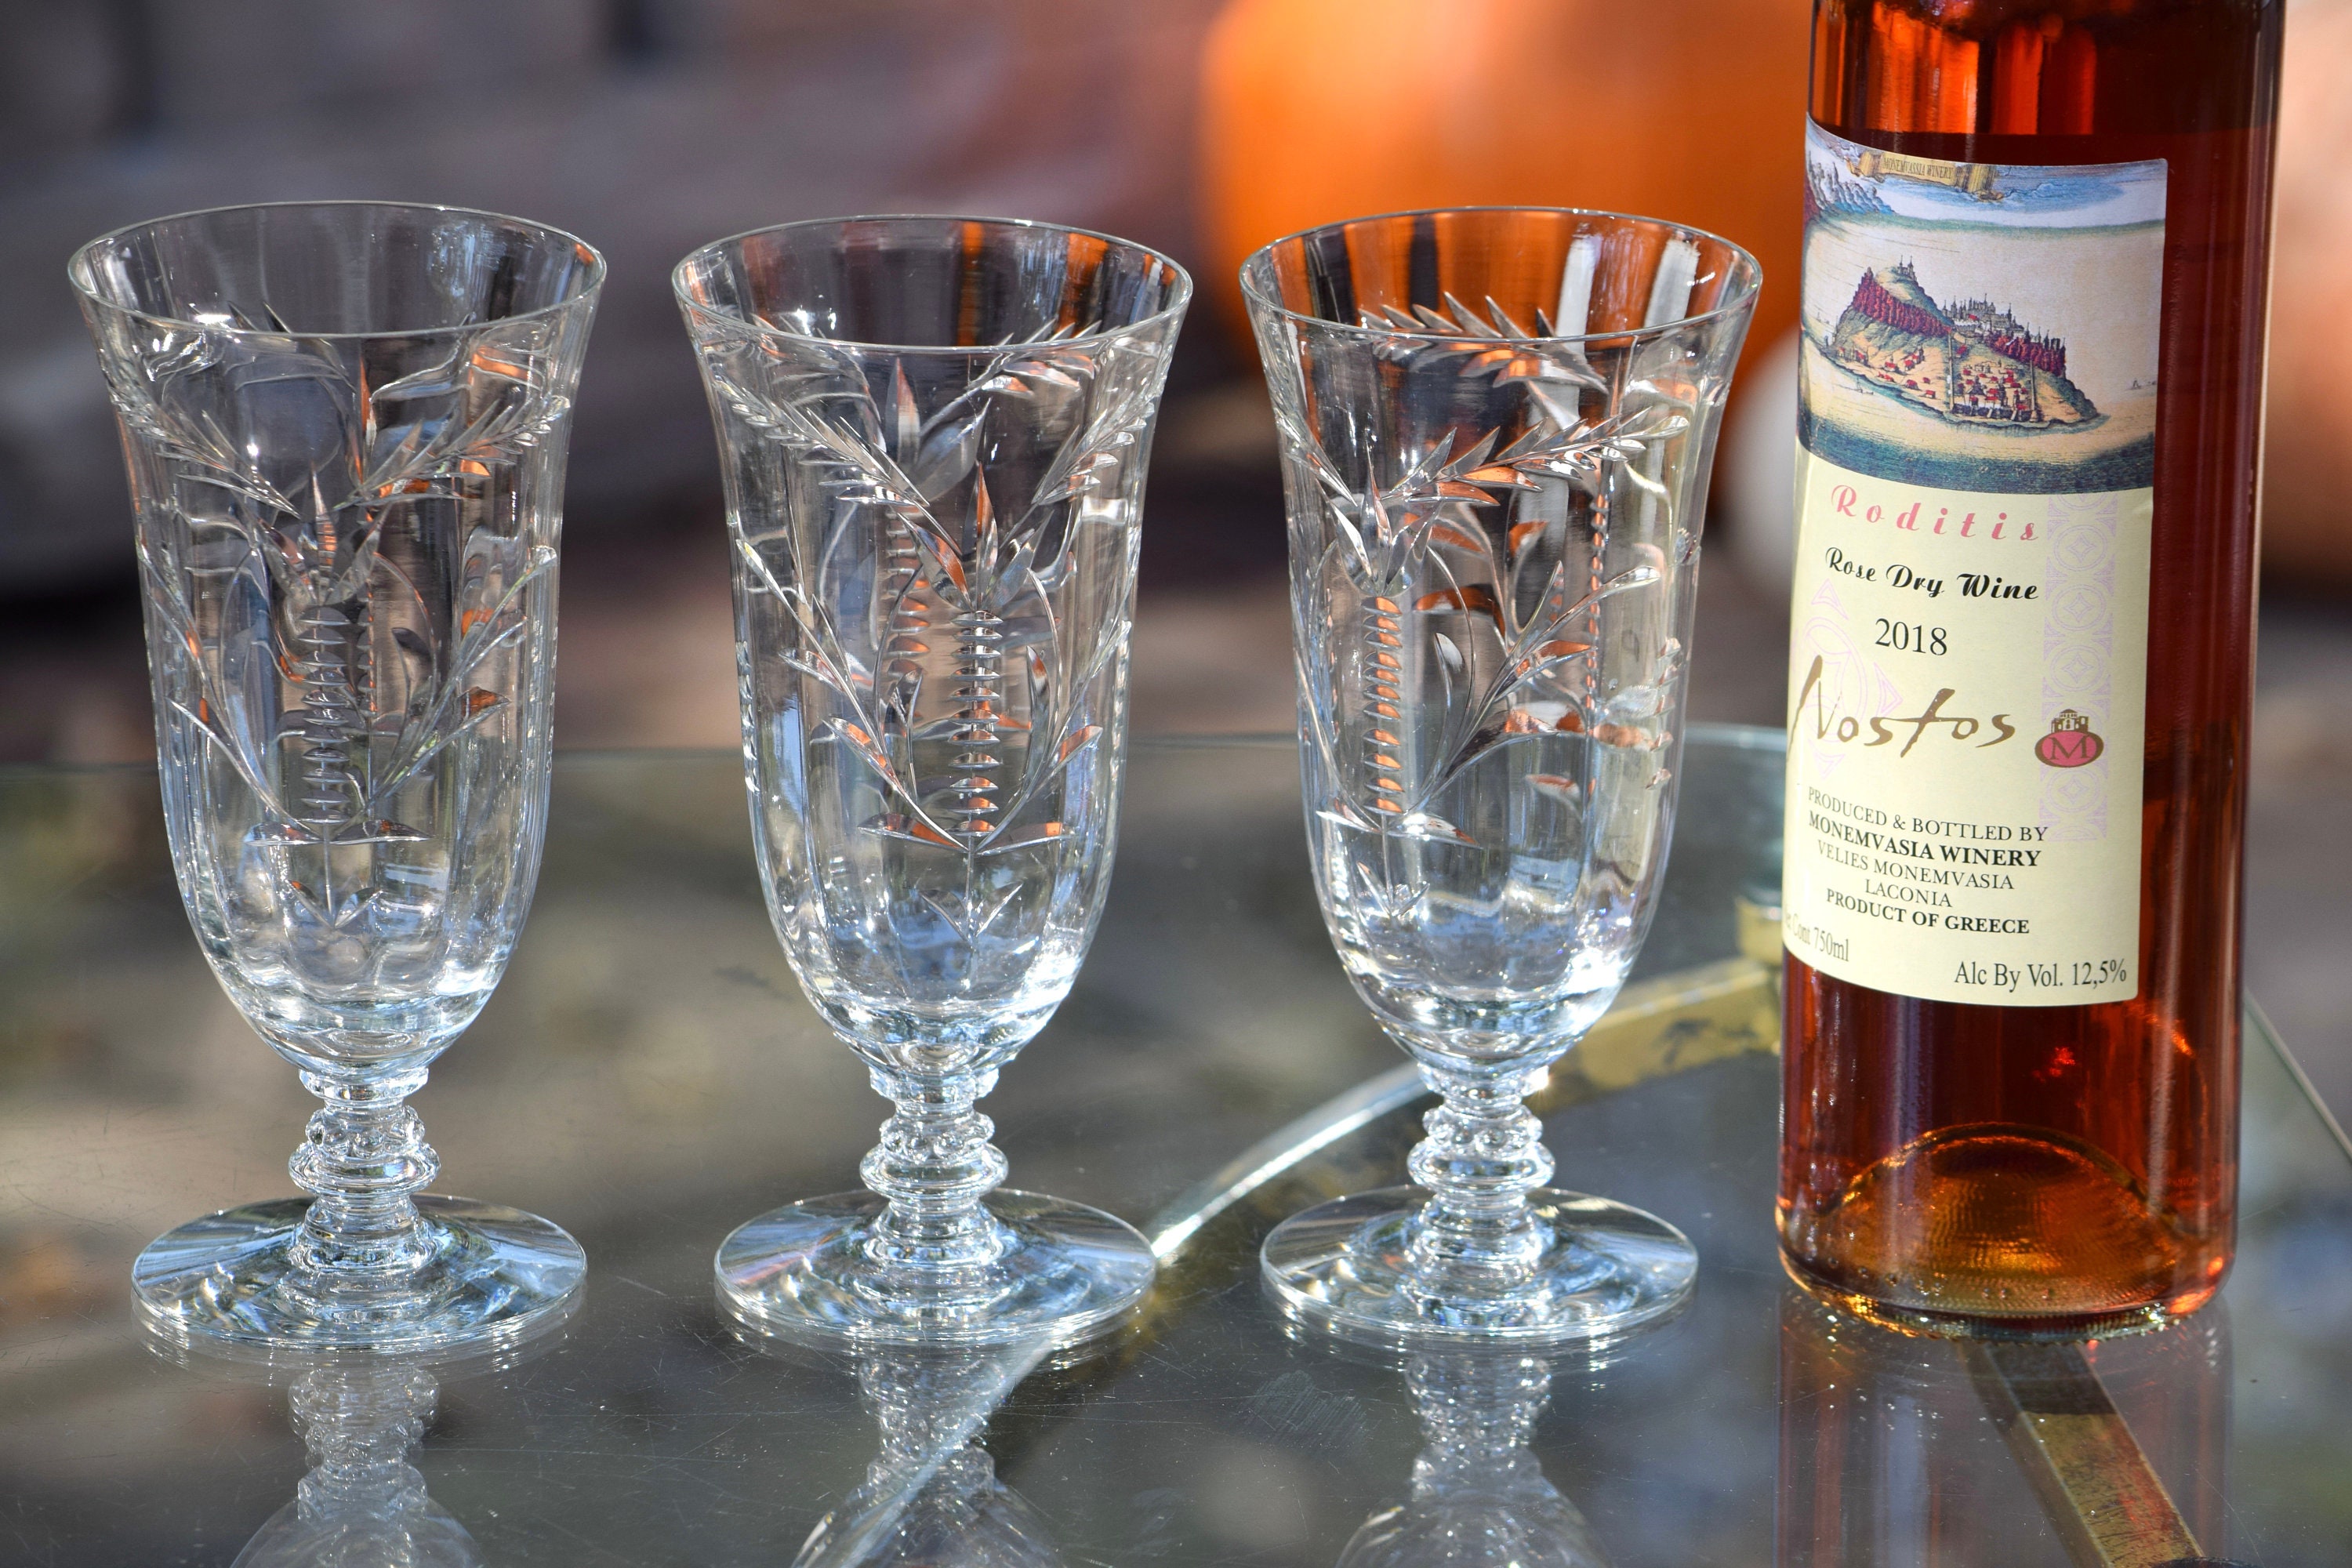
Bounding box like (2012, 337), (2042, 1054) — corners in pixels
(677, 216), (1188, 1343)
(73, 202), (603, 1352)
(1245, 209), (1758, 1343)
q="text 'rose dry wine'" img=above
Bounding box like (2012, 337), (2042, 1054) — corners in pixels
(1779, 0), (2281, 1336)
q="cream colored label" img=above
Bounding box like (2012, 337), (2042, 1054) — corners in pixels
(1782, 447), (2148, 1004)
(1786, 122), (2164, 1005)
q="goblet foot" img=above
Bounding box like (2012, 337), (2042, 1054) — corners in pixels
(1261, 1186), (1695, 1348)
(716, 1189), (1153, 1346)
(132, 1195), (585, 1355)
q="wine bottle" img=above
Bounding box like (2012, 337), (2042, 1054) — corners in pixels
(1778, 0), (2281, 1337)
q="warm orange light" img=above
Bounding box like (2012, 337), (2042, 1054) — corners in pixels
(1198, 0), (1809, 356)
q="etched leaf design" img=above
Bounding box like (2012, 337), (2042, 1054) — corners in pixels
(715, 319), (1159, 861)
(363, 545), (553, 808)
(117, 309), (585, 844)
(1282, 293), (1692, 835)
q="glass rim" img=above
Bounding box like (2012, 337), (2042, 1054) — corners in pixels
(670, 212), (1195, 356)
(67, 198), (608, 342)
(1237, 204), (1762, 346)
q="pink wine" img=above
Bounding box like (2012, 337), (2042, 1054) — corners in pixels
(1778, 0), (2281, 1336)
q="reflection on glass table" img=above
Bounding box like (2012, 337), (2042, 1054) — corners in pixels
(1326, 1342), (1613, 1568)
(1777, 1286), (2230, 1567)
(224, 1359), (480, 1568)
(774, 1337), (1067, 1568)
(1, 730), (2347, 1566)
(142, 1316), (572, 1568)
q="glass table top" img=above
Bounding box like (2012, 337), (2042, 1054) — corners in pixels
(2, 728), (2347, 1566)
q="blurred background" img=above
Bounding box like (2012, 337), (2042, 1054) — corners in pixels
(0, 0), (2348, 1106)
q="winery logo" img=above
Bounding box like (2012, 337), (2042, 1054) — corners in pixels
(2034, 709), (2103, 768)
(1798, 122), (2165, 495)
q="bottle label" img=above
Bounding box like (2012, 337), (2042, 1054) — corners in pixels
(1782, 122), (2165, 1006)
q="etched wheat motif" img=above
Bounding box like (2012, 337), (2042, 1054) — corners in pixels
(123, 315), (559, 852)
(1279, 299), (1688, 842)
(711, 321), (1157, 858)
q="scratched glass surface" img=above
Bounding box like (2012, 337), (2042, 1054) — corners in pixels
(1, 742), (2348, 1567)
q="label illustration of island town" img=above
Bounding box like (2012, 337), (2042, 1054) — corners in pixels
(1831, 261), (2096, 430)
(1783, 122), (2164, 1007)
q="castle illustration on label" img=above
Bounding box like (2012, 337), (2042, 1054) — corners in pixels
(1831, 260), (2096, 431)
(1798, 122), (2165, 493)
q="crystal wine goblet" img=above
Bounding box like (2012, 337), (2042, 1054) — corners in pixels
(74, 201), (603, 1352)
(677, 216), (1189, 1344)
(1244, 208), (1758, 1344)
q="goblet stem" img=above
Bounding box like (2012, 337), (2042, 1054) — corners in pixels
(859, 1069), (1014, 1282)
(287, 1068), (441, 1283)
(718, 1060), (1153, 1344)
(1405, 1065), (1555, 1298)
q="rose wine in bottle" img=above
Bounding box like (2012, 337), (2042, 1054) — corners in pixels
(1778, 0), (2281, 1336)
